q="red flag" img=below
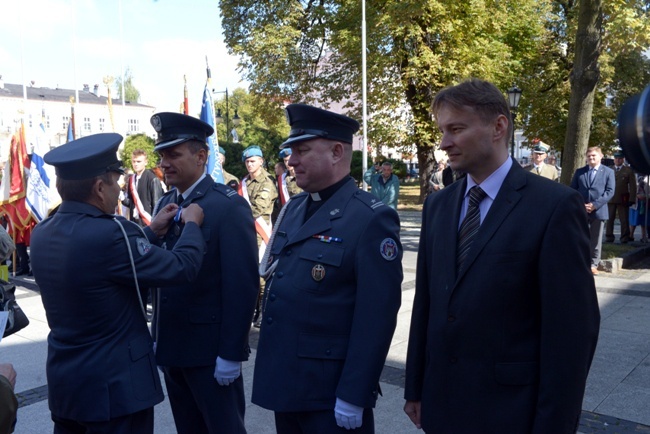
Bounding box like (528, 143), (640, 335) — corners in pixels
(0, 123), (35, 236)
(0, 124), (29, 204)
(3, 199), (34, 241)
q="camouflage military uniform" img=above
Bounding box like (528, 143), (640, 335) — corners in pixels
(246, 168), (278, 227)
(286, 175), (302, 197)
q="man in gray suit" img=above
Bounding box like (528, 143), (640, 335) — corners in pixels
(404, 79), (600, 434)
(570, 146), (615, 275)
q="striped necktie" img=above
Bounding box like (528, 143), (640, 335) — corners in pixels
(457, 186), (487, 271)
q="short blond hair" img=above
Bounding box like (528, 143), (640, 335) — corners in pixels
(586, 146), (603, 155)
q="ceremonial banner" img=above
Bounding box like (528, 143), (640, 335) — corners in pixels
(26, 121), (60, 221)
(202, 70), (224, 183)
(0, 124), (35, 236)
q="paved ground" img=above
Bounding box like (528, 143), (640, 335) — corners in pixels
(3, 210), (650, 433)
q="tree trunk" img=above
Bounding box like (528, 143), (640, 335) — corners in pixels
(561, 0), (603, 185)
(403, 82), (438, 203)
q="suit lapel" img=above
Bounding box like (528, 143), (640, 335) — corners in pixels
(287, 182), (354, 245)
(441, 179), (466, 283)
(453, 165), (524, 287)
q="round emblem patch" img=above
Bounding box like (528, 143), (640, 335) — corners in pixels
(380, 238), (398, 261)
(136, 237), (152, 256)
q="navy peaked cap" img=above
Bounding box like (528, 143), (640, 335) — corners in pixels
(151, 112), (214, 151)
(281, 104), (360, 149)
(44, 133), (124, 180)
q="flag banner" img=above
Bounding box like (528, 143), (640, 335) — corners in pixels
(0, 125), (29, 205)
(26, 122), (61, 221)
(0, 124), (35, 236)
(202, 83), (224, 183)
(3, 198), (34, 237)
(66, 120), (74, 142)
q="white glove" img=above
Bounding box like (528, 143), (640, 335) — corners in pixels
(214, 357), (241, 386)
(334, 397), (364, 430)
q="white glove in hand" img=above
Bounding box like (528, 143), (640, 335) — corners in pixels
(214, 357), (241, 386)
(334, 397), (364, 430)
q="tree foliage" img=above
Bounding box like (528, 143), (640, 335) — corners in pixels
(213, 87), (290, 173)
(221, 0), (547, 201)
(120, 134), (156, 170)
(115, 67), (141, 103)
(220, 0), (650, 198)
(522, 0), (650, 177)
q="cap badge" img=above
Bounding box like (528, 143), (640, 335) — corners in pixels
(311, 264), (326, 282)
(152, 115), (162, 132)
(380, 238), (398, 261)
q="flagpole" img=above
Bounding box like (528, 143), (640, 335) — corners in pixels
(72, 0), (79, 139)
(19, 1), (27, 118)
(361, 0), (368, 191)
(119, 0), (126, 114)
(183, 75), (189, 115)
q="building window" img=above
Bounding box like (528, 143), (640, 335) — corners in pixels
(84, 117), (91, 132)
(98, 118), (105, 132)
(128, 119), (139, 132)
(62, 116), (69, 130)
(28, 114), (32, 128)
(45, 115), (50, 129)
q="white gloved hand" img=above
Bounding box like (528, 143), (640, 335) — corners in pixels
(334, 397), (364, 430)
(214, 357), (241, 386)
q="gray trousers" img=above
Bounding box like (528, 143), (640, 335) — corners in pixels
(589, 218), (605, 268)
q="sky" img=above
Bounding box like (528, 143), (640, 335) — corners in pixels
(0, 0), (247, 115)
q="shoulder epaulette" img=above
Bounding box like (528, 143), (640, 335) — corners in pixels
(353, 190), (385, 211)
(212, 182), (239, 198)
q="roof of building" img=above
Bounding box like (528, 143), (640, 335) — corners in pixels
(0, 82), (153, 108)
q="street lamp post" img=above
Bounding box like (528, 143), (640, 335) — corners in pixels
(213, 88), (241, 142)
(507, 85), (522, 159)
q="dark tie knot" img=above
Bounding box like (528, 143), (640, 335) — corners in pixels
(468, 186), (487, 206)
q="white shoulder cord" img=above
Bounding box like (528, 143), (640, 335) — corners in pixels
(259, 197), (292, 280)
(113, 218), (148, 322)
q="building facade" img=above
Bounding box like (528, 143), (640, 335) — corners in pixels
(0, 79), (155, 151)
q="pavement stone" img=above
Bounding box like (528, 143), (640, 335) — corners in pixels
(4, 210), (650, 432)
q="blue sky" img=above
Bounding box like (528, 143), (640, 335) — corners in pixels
(0, 0), (246, 114)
